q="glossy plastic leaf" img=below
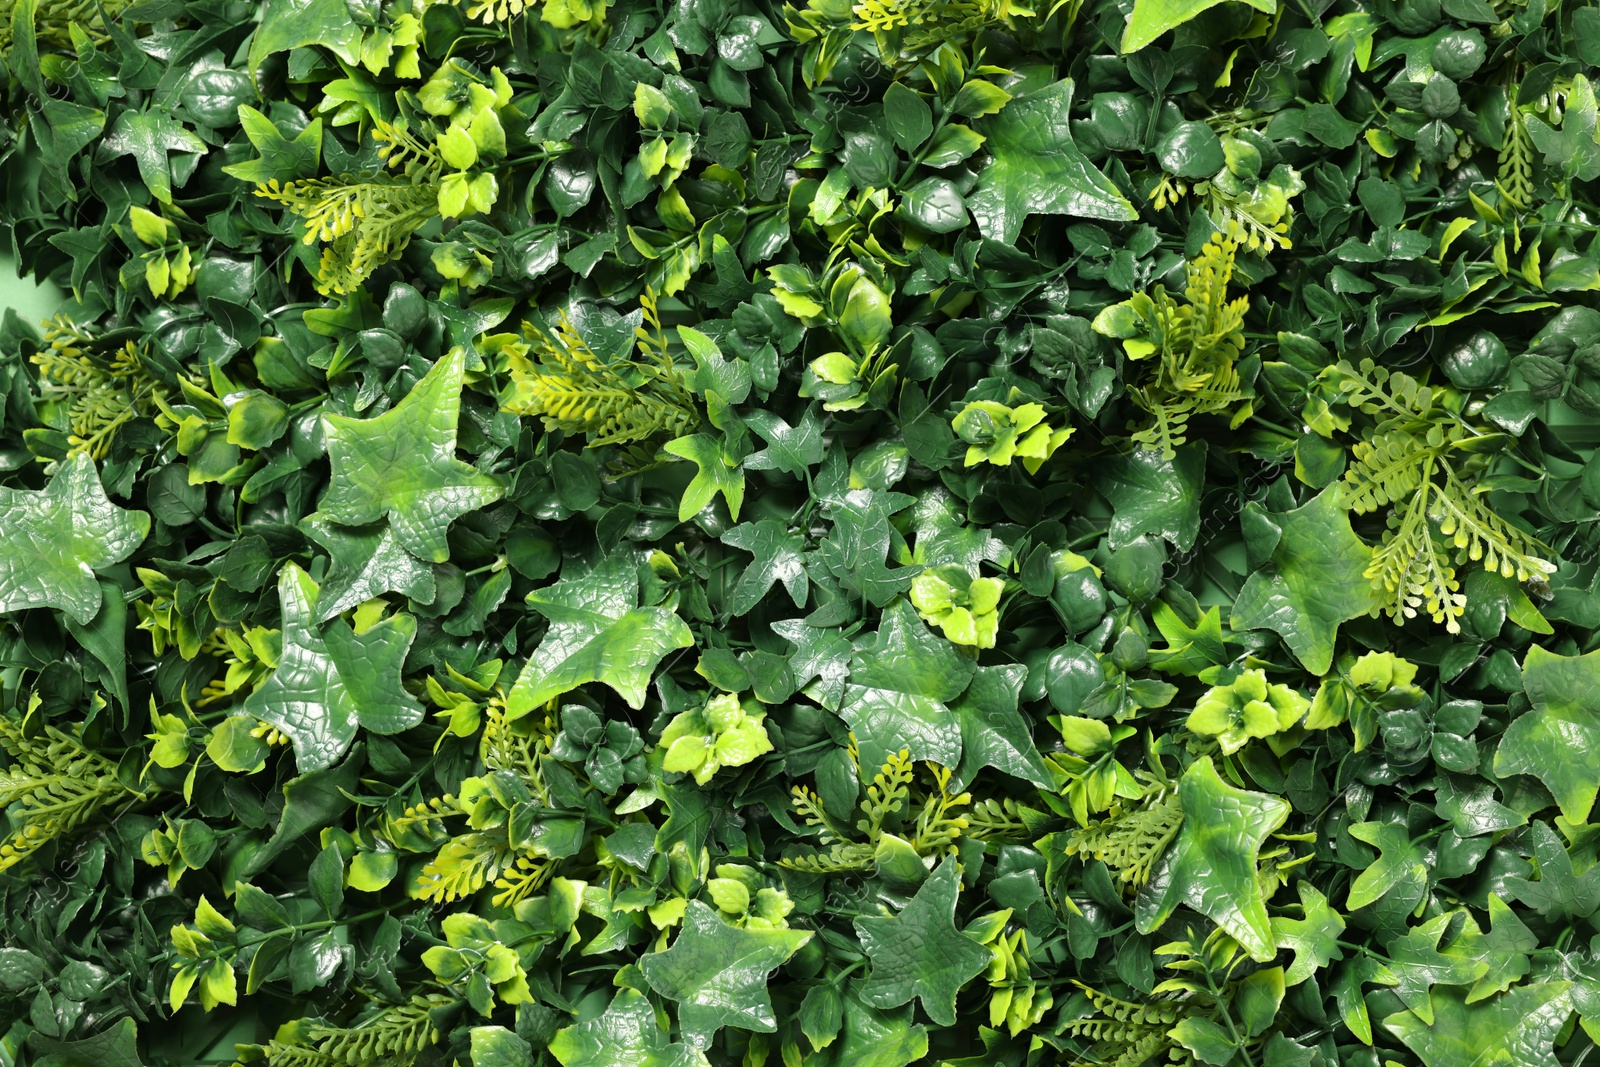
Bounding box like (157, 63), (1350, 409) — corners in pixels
(507, 554), (692, 718)
(1495, 645), (1600, 823)
(853, 857), (991, 1026)
(967, 80), (1137, 244)
(838, 599), (976, 774)
(549, 990), (709, 1067)
(1122, 0), (1276, 53)
(1230, 489), (1374, 675)
(1136, 756), (1291, 961)
(242, 562), (423, 773)
(0, 453), (149, 624)
(319, 349), (504, 564)
(1384, 983), (1571, 1067)
(638, 900), (811, 1048)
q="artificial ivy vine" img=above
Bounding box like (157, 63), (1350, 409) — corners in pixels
(1, 0), (1599, 1065)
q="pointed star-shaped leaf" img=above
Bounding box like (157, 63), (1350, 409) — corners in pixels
(1503, 820), (1600, 923)
(1230, 488), (1374, 675)
(221, 106), (323, 185)
(744, 408), (825, 478)
(248, 0), (366, 72)
(663, 434), (745, 523)
(319, 349), (504, 563)
(950, 664), (1053, 789)
(549, 990), (709, 1067)
(721, 520), (808, 616)
(772, 618), (853, 710)
(1524, 73), (1600, 182)
(966, 80), (1136, 243)
(839, 599), (976, 774)
(243, 562), (424, 773)
(638, 900), (811, 1048)
(1495, 644), (1600, 824)
(1147, 599), (1228, 676)
(1332, 954), (1399, 1045)
(302, 516), (437, 623)
(1136, 755), (1291, 961)
(1452, 895), (1537, 1003)
(853, 856), (991, 1026)
(1346, 818), (1432, 911)
(1385, 912), (1488, 1024)
(98, 109), (207, 203)
(1384, 983), (1572, 1067)
(1271, 882), (1346, 986)
(506, 553), (693, 718)
(0, 453), (149, 624)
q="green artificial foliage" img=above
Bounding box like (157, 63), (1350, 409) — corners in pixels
(1, 0), (1600, 1065)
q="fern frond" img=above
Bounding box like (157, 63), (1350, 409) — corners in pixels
(257, 177), (440, 296)
(1063, 789), (1183, 888)
(502, 309), (699, 448)
(0, 713), (144, 872)
(858, 749), (914, 841)
(1338, 431), (1434, 513)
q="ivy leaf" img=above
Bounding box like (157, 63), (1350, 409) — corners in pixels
(853, 857), (992, 1026)
(1524, 73), (1600, 183)
(1453, 895), (1537, 1003)
(807, 992), (928, 1067)
(1230, 489), (1374, 675)
(1332, 955), (1400, 1045)
(721, 520), (808, 616)
(773, 618), (854, 711)
(1503, 820), (1600, 923)
(1121, 0), (1274, 53)
(1383, 983), (1572, 1067)
(0, 453), (149, 624)
(507, 554), (693, 719)
(1136, 755), (1291, 961)
(1270, 882), (1346, 986)
(950, 664), (1053, 789)
(839, 599), (976, 775)
(744, 408), (825, 478)
(302, 516), (437, 624)
(1385, 912), (1487, 1025)
(220, 107), (323, 185)
(638, 900), (811, 1048)
(98, 109), (207, 203)
(242, 562), (424, 773)
(663, 434), (745, 522)
(1346, 818), (1432, 911)
(1098, 442), (1207, 552)
(319, 349), (505, 564)
(817, 489), (914, 607)
(248, 0), (366, 73)
(1494, 644), (1600, 824)
(1147, 599), (1227, 676)
(549, 989), (709, 1067)
(967, 80), (1137, 245)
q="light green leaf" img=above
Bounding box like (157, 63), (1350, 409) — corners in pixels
(0, 453), (149, 624)
(319, 349), (505, 563)
(1383, 983), (1571, 1067)
(549, 990), (709, 1067)
(1122, 0), (1275, 53)
(1230, 488), (1374, 675)
(838, 599), (976, 775)
(242, 563), (423, 773)
(1271, 882), (1346, 985)
(507, 554), (693, 718)
(1494, 644), (1600, 823)
(248, 0), (367, 74)
(1346, 818), (1430, 912)
(853, 857), (992, 1026)
(638, 900), (811, 1048)
(967, 80), (1136, 245)
(1136, 756), (1291, 961)
(663, 434), (745, 522)
(301, 516), (438, 624)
